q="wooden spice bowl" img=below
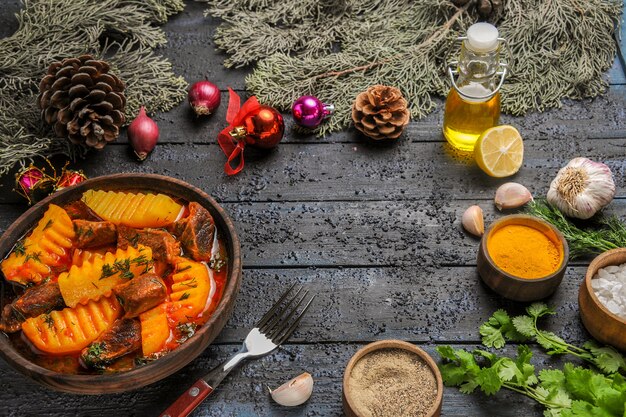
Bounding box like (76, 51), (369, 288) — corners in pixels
(477, 214), (569, 302)
(342, 340), (443, 417)
(579, 248), (626, 351)
(0, 173), (242, 393)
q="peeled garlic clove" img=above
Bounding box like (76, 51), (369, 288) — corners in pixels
(462, 205), (484, 237)
(494, 182), (533, 210)
(547, 157), (615, 219)
(270, 372), (313, 406)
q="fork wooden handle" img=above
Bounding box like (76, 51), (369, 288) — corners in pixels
(159, 379), (213, 417)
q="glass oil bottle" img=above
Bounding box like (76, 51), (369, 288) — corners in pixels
(443, 23), (508, 151)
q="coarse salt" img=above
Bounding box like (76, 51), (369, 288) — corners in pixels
(592, 262), (626, 319)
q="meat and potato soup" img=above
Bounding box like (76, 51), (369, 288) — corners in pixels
(0, 190), (228, 374)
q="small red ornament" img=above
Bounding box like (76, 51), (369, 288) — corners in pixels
(55, 165), (87, 191)
(15, 165), (56, 205)
(217, 88), (285, 175)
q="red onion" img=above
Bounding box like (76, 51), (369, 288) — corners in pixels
(128, 106), (159, 161)
(188, 80), (221, 116)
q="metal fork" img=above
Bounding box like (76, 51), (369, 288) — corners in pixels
(160, 284), (315, 417)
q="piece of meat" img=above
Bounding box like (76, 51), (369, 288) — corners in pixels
(168, 202), (215, 262)
(73, 220), (117, 249)
(63, 200), (102, 221)
(117, 225), (180, 264)
(113, 273), (167, 318)
(80, 318), (141, 368)
(0, 281), (66, 332)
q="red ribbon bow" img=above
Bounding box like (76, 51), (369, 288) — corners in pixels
(217, 88), (261, 175)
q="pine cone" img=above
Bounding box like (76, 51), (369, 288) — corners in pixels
(352, 85), (410, 140)
(476, 0), (504, 22)
(38, 55), (126, 149)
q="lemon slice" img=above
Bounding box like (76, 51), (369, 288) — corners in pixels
(475, 125), (524, 177)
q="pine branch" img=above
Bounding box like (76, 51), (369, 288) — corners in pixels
(206, 0), (623, 134)
(0, 0), (187, 177)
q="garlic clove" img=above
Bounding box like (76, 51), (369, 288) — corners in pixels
(462, 205), (484, 237)
(494, 182), (533, 210)
(269, 372), (313, 407)
(547, 157), (615, 219)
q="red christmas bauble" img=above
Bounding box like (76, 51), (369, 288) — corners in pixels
(55, 167), (87, 191)
(231, 105), (284, 149)
(15, 165), (55, 204)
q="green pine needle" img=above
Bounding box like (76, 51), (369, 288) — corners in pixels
(0, 0), (187, 176)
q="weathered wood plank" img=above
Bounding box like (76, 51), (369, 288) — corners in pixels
(0, 343), (579, 417)
(1, 137), (620, 204)
(212, 265), (589, 345)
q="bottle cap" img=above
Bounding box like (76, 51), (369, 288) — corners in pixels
(466, 23), (499, 52)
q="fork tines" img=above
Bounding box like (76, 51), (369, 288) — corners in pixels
(256, 284), (315, 346)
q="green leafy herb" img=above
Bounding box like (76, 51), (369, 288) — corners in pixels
(42, 219), (54, 231)
(481, 303), (626, 376)
(526, 200), (626, 259)
(42, 314), (54, 329)
(177, 264), (192, 273)
(479, 309), (527, 349)
(24, 251), (41, 263)
(179, 292), (190, 301)
(180, 277), (198, 288)
(13, 240), (27, 257)
(438, 346), (626, 417)
(100, 263), (117, 280)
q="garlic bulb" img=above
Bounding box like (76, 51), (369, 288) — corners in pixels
(270, 372), (313, 406)
(462, 205), (484, 237)
(547, 157), (615, 219)
(494, 182), (533, 210)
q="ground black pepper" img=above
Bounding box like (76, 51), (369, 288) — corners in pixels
(348, 348), (437, 417)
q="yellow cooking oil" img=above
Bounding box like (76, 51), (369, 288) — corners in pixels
(443, 84), (500, 152)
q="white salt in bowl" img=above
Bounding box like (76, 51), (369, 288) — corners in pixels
(579, 248), (626, 351)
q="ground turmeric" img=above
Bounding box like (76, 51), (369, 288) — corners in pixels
(487, 224), (562, 279)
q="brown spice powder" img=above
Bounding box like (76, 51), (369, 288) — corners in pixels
(348, 348), (437, 417)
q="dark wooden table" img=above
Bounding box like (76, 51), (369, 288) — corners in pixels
(1, 2), (625, 416)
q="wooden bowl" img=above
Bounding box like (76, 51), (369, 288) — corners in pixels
(477, 214), (568, 302)
(342, 340), (443, 417)
(579, 248), (626, 351)
(0, 174), (242, 393)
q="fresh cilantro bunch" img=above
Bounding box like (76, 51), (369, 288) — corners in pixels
(438, 303), (626, 416)
(480, 303), (626, 376)
(438, 345), (626, 417)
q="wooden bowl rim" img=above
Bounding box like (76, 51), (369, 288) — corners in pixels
(583, 248), (626, 326)
(0, 173), (242, 390)
(342, 339), (443, 417)
(480, 214), (569, 282)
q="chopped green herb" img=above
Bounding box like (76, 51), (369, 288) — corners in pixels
(181, 277), (198, 288)
(91, 282), (99, 289)
(42, 219), (54, 231)
(100, 263), (116, 280)
(179, 292), (190, 301)
(24, 251), (42, 263)
(177, 264), (192, 273)
(13, 240), (26, 257)
(42, 313), (54, 329)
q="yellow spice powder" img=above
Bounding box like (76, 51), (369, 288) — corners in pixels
(487, 224), (562, 279)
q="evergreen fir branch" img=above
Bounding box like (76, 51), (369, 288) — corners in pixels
(0, 0), (187, 177)
(205, 0), (623, 135)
